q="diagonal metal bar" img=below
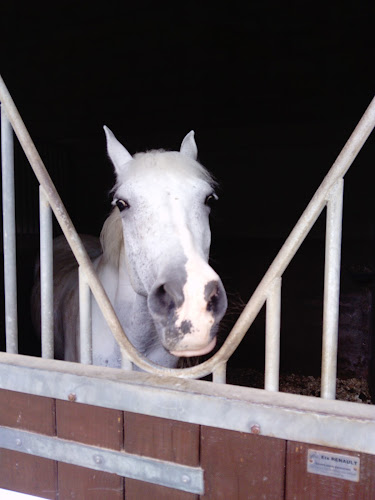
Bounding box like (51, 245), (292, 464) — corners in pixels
(203, 95), (375, 373)
(0, 74), (170, 375)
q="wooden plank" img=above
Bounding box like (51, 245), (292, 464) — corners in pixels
(285, 441), (375, 500)
(58, 463), (123, 500)
(56, 400), (123, 447)
(0, 450), (57, 500)
(0, 389), (57, 499)
(56, 400), (124, 499)
(200, 426), (286, 500)
(124, 412), (199, 500)
(0, 389), (55, 434)
(125, 478), (198, 500)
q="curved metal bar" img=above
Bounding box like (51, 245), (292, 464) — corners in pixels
(0, 74), (225, 378)
(1, 72), (374, 380)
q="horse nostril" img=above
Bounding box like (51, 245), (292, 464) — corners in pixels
(205, 281), (218, 308)
(155, 285), (174, 313)
(207, 292), (219, 312)
(205, 280), (227, 317)
(149, 280), (184, 318)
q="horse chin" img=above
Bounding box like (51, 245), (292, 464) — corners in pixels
(169, 336), (217, 358)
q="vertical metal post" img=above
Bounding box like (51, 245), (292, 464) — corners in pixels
(264, 277), (282, 391)
(79, 266), (92, 364)
(212, 362), (227, 384)
(1, 105), (18, 353)
(39, 185), (54, 359)
(321, 179), (344, 399)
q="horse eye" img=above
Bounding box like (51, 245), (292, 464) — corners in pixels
(116, 199), (129, 212)
(205, 193), (218, 206)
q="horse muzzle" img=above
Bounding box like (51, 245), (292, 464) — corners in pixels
(148, 272), (227, 357)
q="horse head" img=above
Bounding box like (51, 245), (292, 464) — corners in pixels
(104, 127), (227, 361)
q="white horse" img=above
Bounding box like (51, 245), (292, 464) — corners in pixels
(32, 128), (227, 368)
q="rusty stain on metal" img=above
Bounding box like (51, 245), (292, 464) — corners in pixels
(250, 424), (261, 435)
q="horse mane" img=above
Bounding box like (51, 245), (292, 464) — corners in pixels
(100, 207), (124, 268)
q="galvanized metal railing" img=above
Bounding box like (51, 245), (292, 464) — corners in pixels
(1, 103), (17, 355)
(1, 74), (375, 398)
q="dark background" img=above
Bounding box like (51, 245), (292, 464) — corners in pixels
(1, 2), (375, 384)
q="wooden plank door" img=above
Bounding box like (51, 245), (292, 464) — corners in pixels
(124, 412), (200, 500)
(285, 441), (375, 500)
(56, 400), (124, 500)
(200, 426), (286, 500)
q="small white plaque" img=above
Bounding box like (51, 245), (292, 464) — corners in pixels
(307, 449), (360, 482)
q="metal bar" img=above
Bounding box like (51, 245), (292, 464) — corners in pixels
(264, 277), (282, 391)
(79, 266), (92, 364)
(0, 353), (374, 455)
(1, 105), (18, 353)
(212, 362), (227, 383)
(321, 179), (344, 399)
(0, 426), (204, 494)
(39, 186), (54, 359)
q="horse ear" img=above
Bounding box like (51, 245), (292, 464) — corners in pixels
(103, 126), (132, 175)
(180, 130), (198, 160)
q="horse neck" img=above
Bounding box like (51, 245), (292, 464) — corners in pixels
(94, 248), (134, 306)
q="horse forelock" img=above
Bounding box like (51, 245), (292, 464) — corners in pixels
(112, 150), (217, 191)
(141, 150), (216, 186)
(100, 207), (124, 267)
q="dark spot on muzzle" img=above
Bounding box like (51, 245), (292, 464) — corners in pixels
(180, 320), (193, 334)
(164, 322), (185, 347)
